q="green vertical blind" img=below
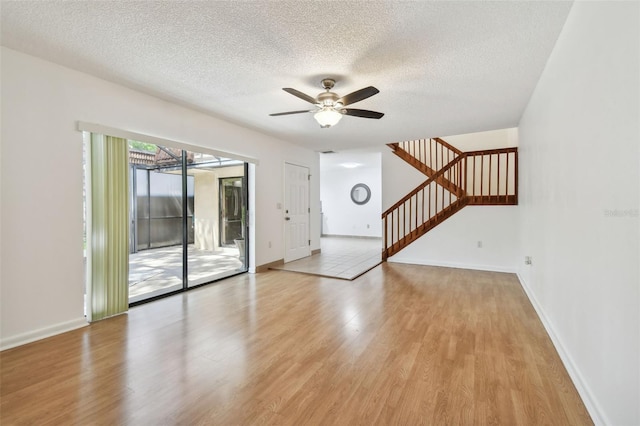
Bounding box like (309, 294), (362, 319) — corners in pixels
(89, 134), (129, 321)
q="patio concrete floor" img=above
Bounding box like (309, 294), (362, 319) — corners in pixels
(129, 244), (243, 302)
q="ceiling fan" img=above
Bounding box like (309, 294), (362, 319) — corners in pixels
(270, 78), (384, 128)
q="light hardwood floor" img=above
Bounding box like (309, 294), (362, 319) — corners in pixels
(1, 264), (592, 425)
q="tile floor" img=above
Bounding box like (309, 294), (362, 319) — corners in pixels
(271, 236), (382, 280)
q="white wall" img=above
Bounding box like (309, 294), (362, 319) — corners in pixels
(0, 48), (320, 348)
(383, 128), (520, 272)
(388, 206), (519, 272)
(193, 165), (245, 251)
(320, 152), (381, 237)
(518, 2), (639, 425)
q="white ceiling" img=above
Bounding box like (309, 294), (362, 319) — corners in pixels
(320, 150), (382, 172)
(1, 1), (572, 152)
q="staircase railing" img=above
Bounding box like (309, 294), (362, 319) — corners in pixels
(382, 155), (465, 259)
(389, 137), (463, 174)
(464, 147), (518, 205)
(388, 138), (464, 193)
(382, 147), (517, 259)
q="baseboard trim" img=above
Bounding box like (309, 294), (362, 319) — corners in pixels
(321, 234), (382, 240)
(1, 317), (88, 351)
(311, 248), (321, 255)
(387, 257), (517, 274)
(516, 273), (606, 426)
(255, 258), (284, 273)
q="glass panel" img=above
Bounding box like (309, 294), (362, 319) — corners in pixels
(188, 153), (247, 287)
(127, 141), (248, 302)
(135, 168), (149, 250)
(128, 141), (183, 303)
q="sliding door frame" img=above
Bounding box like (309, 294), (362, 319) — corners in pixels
(129, 151), (250, 307)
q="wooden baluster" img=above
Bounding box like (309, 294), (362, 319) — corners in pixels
(428, 184), (431, 220)
(400, 204), (404, 243)
(421, 187), (425, 224)
(463, 156), (467, 196)
(383, 215), (387, 252)
(496, 153), (502, 201)
(497, 153), (501, 201)
(441, 173), (445, 211)
(472, 155), (476, 198)
(396, 208), (399, 246)
(436, 182), (439, 214)
(458, 160), (461, 194)
(409, 198), (412, 234)
(513, 151), (518, 204)
(488, 154), (492, 198)
(506, 152), (510, 199)
(409, 196), (413, 235)
(404, 202), (408, 240)
(414, 192), (420, 230)
(480, 155), (484, 198)
(448, 164), (452, 205)
(409, 197), (413, 234)
(446, 149), (451, 200)
(401, 204), (404, 244)
(389, 214), (392, 248)
(395, 209), (399, 245)
(415, 194), (418, 232)
(458, 160), (462, 195)
(429, 139), (433, 170)
(440, 143), (444, 171)
(443, 173), (446, 208)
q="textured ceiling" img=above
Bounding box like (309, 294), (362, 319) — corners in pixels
(1, 1), (572, 151)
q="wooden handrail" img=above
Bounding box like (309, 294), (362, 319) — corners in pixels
(433, 137), (463, 155)
(390, 138), (462, 179)
(464, 147), (517, 156)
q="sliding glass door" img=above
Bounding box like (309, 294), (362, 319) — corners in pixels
(187, 154), (247, 287)
(127, 142), (248, 303)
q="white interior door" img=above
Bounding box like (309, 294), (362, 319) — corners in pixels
(284, 163), (310, 262)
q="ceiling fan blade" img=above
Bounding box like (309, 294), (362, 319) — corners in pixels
(282, 88), (317, 104)
(343, 109), (384, 119)
(269, 110), (313, 116)
(337, 86), (379, 106)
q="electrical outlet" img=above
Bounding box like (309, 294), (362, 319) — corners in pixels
(477, 241), (482, 248)
(268, 241), (272, 248)
(525, 256), (532, 265)
(367, 224), (370, 229)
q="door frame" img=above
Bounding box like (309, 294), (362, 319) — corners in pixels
(218, 175), (245, 247)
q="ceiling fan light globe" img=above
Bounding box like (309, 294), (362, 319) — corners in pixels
(314, 108), (343, 128)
